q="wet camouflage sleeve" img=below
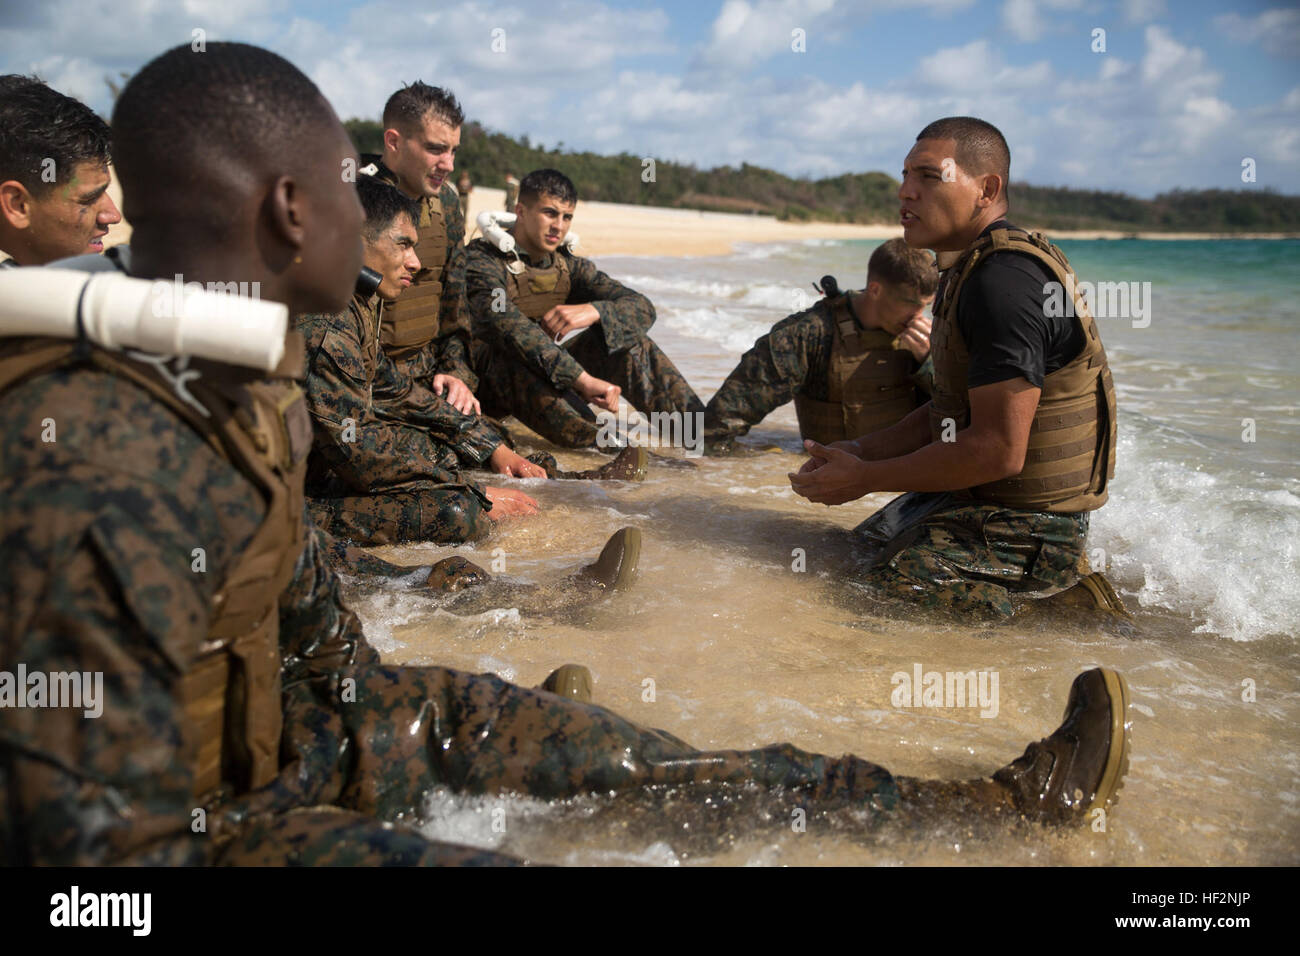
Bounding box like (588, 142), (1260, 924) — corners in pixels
(466, 242), (586, 391)
(0, 366), (261, 864)
(431, 184), (478, 391)
(706, 300), (836, 434)
(565, 254), (657, 352)
(295, 306), (482, 491)
(368, 333), (502, 467)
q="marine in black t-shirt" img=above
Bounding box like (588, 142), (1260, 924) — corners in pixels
(955, 219), (1086, 390)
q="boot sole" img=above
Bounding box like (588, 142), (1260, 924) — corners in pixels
(627, 446), (648, 481)
(1080, 573), (1132, 618)
(1087, 668), (1131, 817)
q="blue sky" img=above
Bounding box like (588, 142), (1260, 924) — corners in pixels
(2, 0), (1296, 196)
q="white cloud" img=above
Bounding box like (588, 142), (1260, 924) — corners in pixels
(917, 39), (1052, 93)
(1098, 56), (1129, 82)
(1139, 24), (1219, 108)
(1121, 0), (1166, 25)
(1214, 8), (1300, 58)
(702, 0), (836, 67)
(1000, 0), (1085, 43)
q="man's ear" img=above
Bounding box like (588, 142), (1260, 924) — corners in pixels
(865, 280), (883, 300)
(382, 127), (402, 154)
(265, 174), (306, 256)
(0, 181), (34, 229)
(977, 172), (1003, 208)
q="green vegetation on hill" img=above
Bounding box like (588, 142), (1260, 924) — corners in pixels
(345, 118), (1300, 234)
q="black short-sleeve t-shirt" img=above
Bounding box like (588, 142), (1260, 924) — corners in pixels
(954, 220), (1086, 390)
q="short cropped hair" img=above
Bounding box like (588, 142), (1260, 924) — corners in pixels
(357, 175), (420, 241)
(382, 82), (464, 135)
(0, 75), (111, 196)
(868, 238), (939, 297)
(112, 42), (338, 241)
(519, 168), (577, 207)
(915, 116), (1011, 203)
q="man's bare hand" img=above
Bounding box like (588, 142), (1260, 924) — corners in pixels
(488, 445), (548, 479)
(484, 486), (540, 519)
(540, 303), (599, 341)
(432, 373), (481, 416)
(788, 440), (870, 505)
(896, 315), (932, 363)
(574, 371), (621, 413)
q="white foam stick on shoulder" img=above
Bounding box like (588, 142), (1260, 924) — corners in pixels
(0, 268), (288, 371)
(476, 211), (579, 253)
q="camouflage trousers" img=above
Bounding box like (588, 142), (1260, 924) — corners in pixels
(215, 656), (898, 865)
(307, 478), (492, 547)
(705, 303), (837, 439)
(471, 329), (706, 448)
(853, 492), (1089, 619)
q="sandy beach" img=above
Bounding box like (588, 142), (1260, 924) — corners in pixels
(464, 186), (1297, 255)
(102, 175), (1294, 259)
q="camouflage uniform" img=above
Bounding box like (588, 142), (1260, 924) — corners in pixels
(705, 295), (933, 441)
(295, 292), (496, 546)
(466, 240), (706, 448)
(362, 157), (478, 392)
(0, 348), (899, 866)
(853, 492), (1088, 619)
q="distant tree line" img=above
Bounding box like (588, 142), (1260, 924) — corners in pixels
(344, 118), (1300, 233)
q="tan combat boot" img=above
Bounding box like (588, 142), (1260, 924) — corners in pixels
(424, 555), (492, 591)
(897, 668), (1132, 826)
(567, 527), (642, 592)
(539, 664), (594, 703)
(1038, 572), (1132, 617)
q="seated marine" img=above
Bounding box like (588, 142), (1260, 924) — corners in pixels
(356, 82), (479, 417)
(295, 176), (646, 551)
(466, 168), (708, 451)
(704, 238), (937, 454)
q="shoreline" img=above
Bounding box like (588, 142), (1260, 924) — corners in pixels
(102, 175), (1297, 260)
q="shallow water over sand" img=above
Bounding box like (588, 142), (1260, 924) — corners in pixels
(343, 238), (1300, 865)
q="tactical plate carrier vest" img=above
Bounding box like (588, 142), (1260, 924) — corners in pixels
(380, 194), (447, 357)
(793, 294), (920, 445)
(930, 228), (1117, 512)
(505, 250), (572, 321)
(0, 334), (313, 802)
(361, 159), (449, 358)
